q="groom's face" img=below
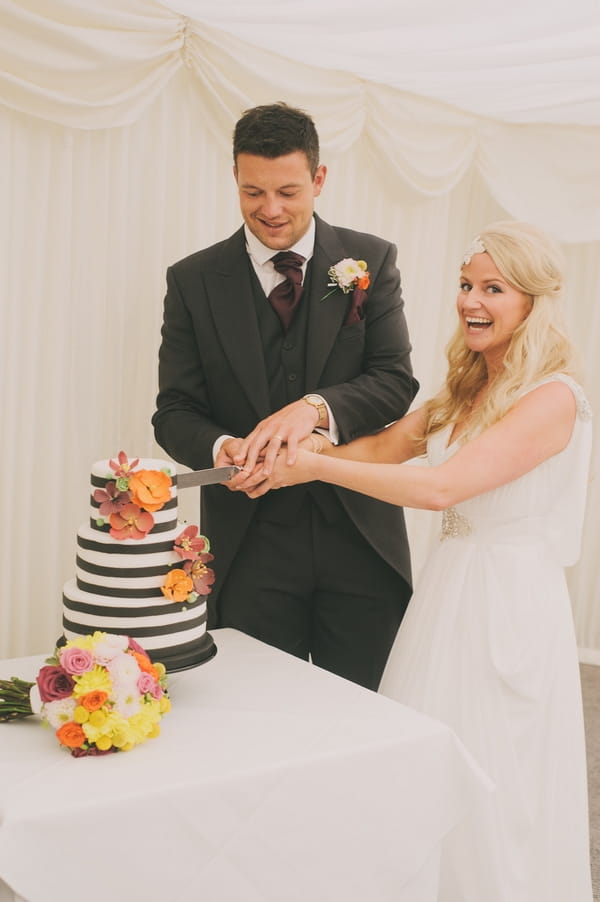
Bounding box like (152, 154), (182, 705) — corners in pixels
(234, 151), (327, 250)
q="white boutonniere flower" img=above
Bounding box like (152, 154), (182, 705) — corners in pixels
(321, 258), (370, 301)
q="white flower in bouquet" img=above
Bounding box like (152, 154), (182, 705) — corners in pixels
(92, 634), (129, 665)
(113, 680), (143, 718)
(108, 652), (141, 683)
(42, 697), (77, 729)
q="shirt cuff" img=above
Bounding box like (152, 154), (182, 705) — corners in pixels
(314, 397), (339, 445)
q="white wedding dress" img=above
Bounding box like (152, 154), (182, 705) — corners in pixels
(379, 375), (594, 901)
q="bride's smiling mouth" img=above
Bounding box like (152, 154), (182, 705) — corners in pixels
(465, 316), (492, 330)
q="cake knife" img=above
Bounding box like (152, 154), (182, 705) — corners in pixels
(176, 465), (242, 488)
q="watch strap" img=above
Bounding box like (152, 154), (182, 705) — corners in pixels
(302, 395), (327, 427)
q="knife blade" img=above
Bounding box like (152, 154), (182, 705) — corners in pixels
(176, 465), (242, 488)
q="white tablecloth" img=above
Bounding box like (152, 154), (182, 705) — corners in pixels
(0, 628), (491, 902)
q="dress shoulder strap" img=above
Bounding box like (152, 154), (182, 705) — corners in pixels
(521, 373), (592, 422)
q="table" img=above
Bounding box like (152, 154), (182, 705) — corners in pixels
(0, 628), (491, 902)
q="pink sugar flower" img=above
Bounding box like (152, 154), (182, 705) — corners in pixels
(108, 451), (140, 479)
(109, 504), (154, 541)
(93, 480), (131, 517)
(184, 556), (216, 596)
(174, 525), (211, 561)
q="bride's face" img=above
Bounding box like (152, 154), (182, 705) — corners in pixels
(457, 252), (532, 370)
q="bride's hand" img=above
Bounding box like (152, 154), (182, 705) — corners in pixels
(245, 447), (317, 499)
(298, 433), (332, 455)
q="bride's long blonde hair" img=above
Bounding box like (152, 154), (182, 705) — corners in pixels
(420, 221), (577, 447)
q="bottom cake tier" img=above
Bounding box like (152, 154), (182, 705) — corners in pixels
(61, 573), (217, 672)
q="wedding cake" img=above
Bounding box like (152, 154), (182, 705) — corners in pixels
(61, 452), (217, 671)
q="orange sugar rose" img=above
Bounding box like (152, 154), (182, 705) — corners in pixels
(161, 569), (193, 603)
(128, 469), (172, 513)
(56, 722), (87, 749)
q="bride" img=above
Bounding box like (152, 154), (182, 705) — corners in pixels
(246, 220), (593, 901)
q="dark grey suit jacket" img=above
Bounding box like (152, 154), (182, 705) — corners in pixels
(152, 214), (419, 599)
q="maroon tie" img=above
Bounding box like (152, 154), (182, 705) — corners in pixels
(268, 251), (306, 331)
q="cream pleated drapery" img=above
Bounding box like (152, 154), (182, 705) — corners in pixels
(1, 0), (600, 660)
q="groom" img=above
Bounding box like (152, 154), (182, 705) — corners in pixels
(152, 102), (418, 690)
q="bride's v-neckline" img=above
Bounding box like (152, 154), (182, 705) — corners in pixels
(447, 425), (462, 449)
(446, 386), (489, 448)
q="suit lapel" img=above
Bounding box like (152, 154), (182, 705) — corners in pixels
(305, 216), (348, 387)
(206, 218), (348, 412)
(205, 229), (271, 420)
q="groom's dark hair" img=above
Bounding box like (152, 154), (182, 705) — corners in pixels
(233, 102), (320, 177)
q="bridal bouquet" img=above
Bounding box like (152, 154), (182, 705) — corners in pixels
(0, 632), (170, 756)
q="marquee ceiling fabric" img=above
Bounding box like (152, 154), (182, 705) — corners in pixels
(4, 0), (600, 124)
(2, 0), (600, 240)
(168, 0), (600, 126)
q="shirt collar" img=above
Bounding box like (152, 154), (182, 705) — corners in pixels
(244, 217), (315, 267)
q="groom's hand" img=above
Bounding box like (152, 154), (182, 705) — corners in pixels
(234, 400), (321, 476)
(216, 438), (267, 493)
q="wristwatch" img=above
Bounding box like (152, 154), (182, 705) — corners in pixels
(302, 394), (327, 427)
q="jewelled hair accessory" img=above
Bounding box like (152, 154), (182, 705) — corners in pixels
(462, 236), (486, 265)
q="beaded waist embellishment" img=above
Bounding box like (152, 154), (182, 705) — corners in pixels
(441, 507), (472, 540)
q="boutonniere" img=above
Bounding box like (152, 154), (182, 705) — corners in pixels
(321, 258), (370, 301)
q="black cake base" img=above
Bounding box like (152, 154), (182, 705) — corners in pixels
(158, 631), (218, 673)
(56, 630), (217, 673)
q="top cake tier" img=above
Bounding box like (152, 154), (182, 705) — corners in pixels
(89, 457), (179, 539)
